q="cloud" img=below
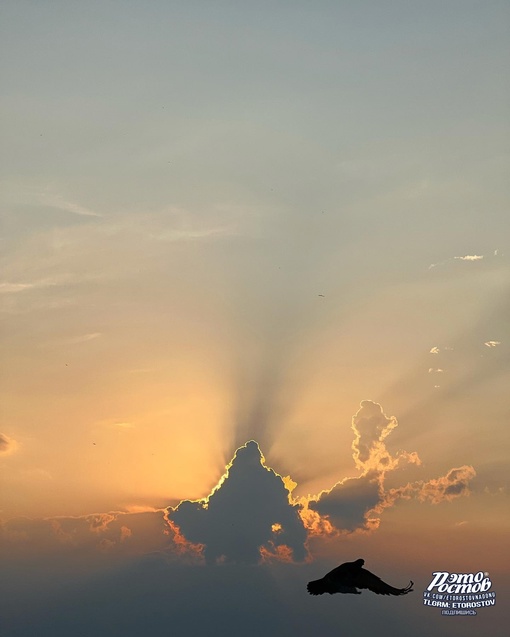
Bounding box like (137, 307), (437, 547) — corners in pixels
(382, 465), (477, 507)
(167, 441), (308, 565)
(350, 400), (419, 473)
(303, 401), (474, 536)
(68, 332), (102, 344)
(112, 421), (135, 429)
(0, 433), (17, 455)
(0, 403), (478, 566)
(41, 190), (102, 218)
(0, 276), (71, 295)
(484, 340), (501, 348)
(1, 182), (102, 219)
(305, 402), (421, 534)
(428, 253), (487, 269)
(0, 510), (171, 560)
(307, 472), (382, 533)
(150, 225), (236, 242)
(0, 282), (37, 294)
(454, 255), (484, 261)
(429, 346), (440, 354)
(1, 440), (308, 566)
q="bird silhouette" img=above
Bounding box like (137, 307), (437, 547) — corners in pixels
(307, 559), (413, 596)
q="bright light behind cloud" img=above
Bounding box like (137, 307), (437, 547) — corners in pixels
(1, 402), (479, 568)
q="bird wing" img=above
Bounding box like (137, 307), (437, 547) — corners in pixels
(324, 563), (349, 579)
(323, 558), (363, 580)
(355, 568), (413, 596)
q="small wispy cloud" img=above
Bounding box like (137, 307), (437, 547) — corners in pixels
(454, 255), (484, 262)
(0, 275), (75, 295)
(484, 341), (501, 348)
(149, 224), (236, 243)
(42, 191), (102, 218)
(0, 433), (17, 456)
(428, 368), (444, 373)
(429, 346), (440, 354)
(0, 282), (37, 294)
(68, 332), (102, 344)
(429, 253), (486, 269)
(95, 418), (136, 430)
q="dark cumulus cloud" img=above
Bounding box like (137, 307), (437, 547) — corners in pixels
(167, 440), (308, 564)
(1, 402), (478, 564)
(307, 473), (382, 533)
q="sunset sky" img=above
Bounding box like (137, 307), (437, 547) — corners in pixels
(1, 2), (509, 636)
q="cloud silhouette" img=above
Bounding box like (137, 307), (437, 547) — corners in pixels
(307, 472), (382, 533)
(167, 440), (308, 565)
(1, 403), (478, 565)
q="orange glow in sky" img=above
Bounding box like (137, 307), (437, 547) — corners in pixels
(1, 3), (509, 635)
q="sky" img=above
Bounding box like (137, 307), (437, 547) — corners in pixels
(0, 2), (509, 636)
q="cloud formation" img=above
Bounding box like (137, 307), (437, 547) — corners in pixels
(454, 255), (484, 261)
(428, 253), (487, 269)
(167, 441), (308, 565)
(306, 473), (382, 534)
(67, 332), (102, 344)
(0, 510), (171, 560)
(41, 190), (102, 218)
(0, 433), (17, 455)
(1, 402), (478, 565)
(0, 277), (70, 295)
(304, 401), (474, 536)
(350, 401), (421, 478)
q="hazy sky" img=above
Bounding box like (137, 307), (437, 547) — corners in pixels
(1, 2), (509, 636)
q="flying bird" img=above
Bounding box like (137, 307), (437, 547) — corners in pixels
(307, 559), (413, 596)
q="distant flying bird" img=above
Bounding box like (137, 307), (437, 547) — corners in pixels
(307, 559), (413, 596)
